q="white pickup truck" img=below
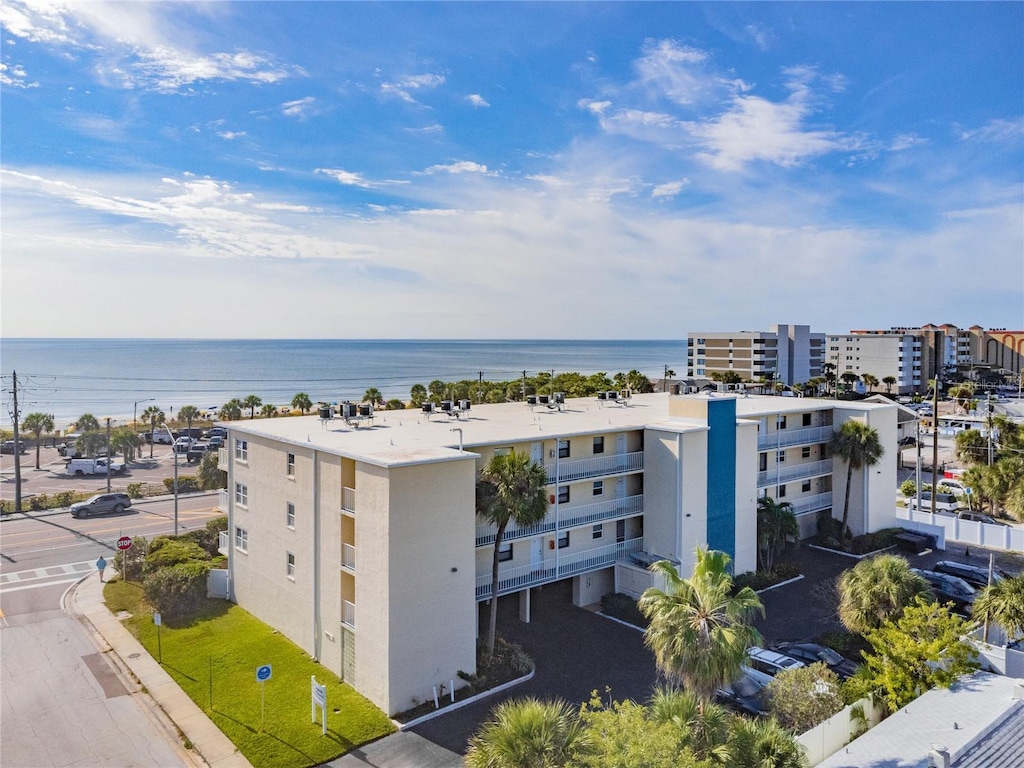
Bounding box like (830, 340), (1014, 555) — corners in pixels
(67, 457), (126, 476)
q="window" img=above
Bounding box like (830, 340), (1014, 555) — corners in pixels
(557, 486), (569, 504)
(802, 413), (812, 427)
(802, 481), (811, 493)
(759, 453), (768, 472)
(234, 438), (248, 461)
(592, 480), (604, 497)
(287, 453), (295, 476)
(616, 520), (626, 543)
(498, 542), (513, 562)
(802, 446), (811, 459)
(494, 447), (511, 457)
(593, 436), (605, 454)
(286, 502), (295, 528)
(235, 482), (248, 506)
(286, 552), (295, 579)
(558, 440), (570, 459)
(777, 450), (786, 463)
(592, 524), (603, 540)
(558, 531), (569, 549)
(778, 484), (787, 498)
(234, 527), (248, 552)
(778, 415), (787, 429)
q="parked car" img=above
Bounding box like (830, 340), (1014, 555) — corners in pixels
(206, 435), (224, 449)
(898, 436), (917, 446)
(906, 492), (959, 513)
(716, 667), (772, 717)
(173, 437), (194, 454)
(957, 511), (1009, 526)
(1, 440), (28, 455)
(745, 646), (805, 677)
(771, 642), (861, 680)
(937, 479), (968, 495)
(933, 560), (1009, 590)
(70, 492), (131, 519)
(912, 568), (977, 615)
(206, 427), (227, 440)
(186, 442), (212, 463)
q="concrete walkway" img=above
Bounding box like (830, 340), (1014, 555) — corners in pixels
(68, 567), (251, 768)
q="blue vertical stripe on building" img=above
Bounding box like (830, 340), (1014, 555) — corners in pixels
(705, 398), (737, 564)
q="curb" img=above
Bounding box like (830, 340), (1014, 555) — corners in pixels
(397, 669), (536, 730)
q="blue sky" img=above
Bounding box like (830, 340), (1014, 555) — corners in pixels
(1, 1), (1021, 339)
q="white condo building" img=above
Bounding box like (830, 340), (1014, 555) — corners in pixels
(825, 333), (922, 394)
(216, 392), (898, 716)
(687, 325), (826, 386)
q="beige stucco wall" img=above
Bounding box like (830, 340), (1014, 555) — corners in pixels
(733, 420), (759, 574)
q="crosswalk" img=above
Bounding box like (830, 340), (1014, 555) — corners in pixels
(0, 561), (96, 594)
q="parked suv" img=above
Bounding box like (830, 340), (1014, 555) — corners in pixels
(746, 646), (805, 677)
(912, 568), (976, 615)
(70, 493), (131, 519)
(1, 440), (28, 455)
(933, 560), (1008, 589)
(771, 642), (861, 680)
(906, 492), (959, 513)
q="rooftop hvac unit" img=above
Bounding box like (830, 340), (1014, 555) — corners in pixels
(318, 406), (333, 420)
(538, 395), (550, 405)
(553, 392), (565, 404)
(422, 402), (436, 414)
(440, 400), (453, 412)
(458, 399), (471, 410)
(341, 402), (357, 419)
(358, 404), (373, 418)
(597, 391), (608, 401)
(619, 390), (630, 400)
(526, 395), (538, 406)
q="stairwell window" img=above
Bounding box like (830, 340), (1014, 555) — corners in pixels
(286, 502), (295, 529)
(558, 531), (570, 549)
(592, 524), (603, 540)
(592, 480), (604, 497)
(593, 436), (605, 454)
(235, 483), (248, 506)
(557, 486), (570, 504)
(235, 527), (248, 552)
(286, 552), (296, 580)
(498, 542), (513, 562)
(558, 440), (570, 459)
(286, 453), (295, 476)
(235, 439), (248, 462)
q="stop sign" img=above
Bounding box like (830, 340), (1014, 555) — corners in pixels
(116, 536), (133, 551)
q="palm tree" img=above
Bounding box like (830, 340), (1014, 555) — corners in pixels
(975, 574), (1024, 643)
(219, 399), (243, 421)
(638, 548), (764, 702)
(861, 373), (879, 393)
(76, 413), (100, 433)
(822, 363), (836, 395)
(260, 403), (277, 418)
(140, 405), (164, 459)
(827, 421), (884, 540)
(883, 376), (897, 395)
(839, 371), (860, 393)
(757, 496), (798, 573)
(243, 395), (262, 419)
(363, 387), (384, 407)
(111, 425), (142, 463)
(648, 686), (732, 763)
(178, 405), (200, 439)
(291, 392), (312, 414)
(729, 716), (808, 768)
(837, 554), (932, 634)
(477, 451), (549, 655)
(410, 384), (428, 407)
(465, 698), (592, 768)
(20, 412), (54, 470)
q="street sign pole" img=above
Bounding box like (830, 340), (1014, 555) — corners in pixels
(154, 612), (162, 663)
(256, 664), (272, 731)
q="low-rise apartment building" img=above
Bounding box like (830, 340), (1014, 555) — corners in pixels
(217, 392), (898, 716)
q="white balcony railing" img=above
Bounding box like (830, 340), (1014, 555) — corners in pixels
(475, 536), (644, 600)
(341, 600), (355, 628)
(758, 459), (833, 488)
(217, 489), (228, 512)
(544, 451), (644, 484)
(475, 494), (644, 546)
(218, 447), (228, 466)
(341, 543), (355, 571)
(218, 530), (228, 555)
(789, 492), (833, 516)
(341, 486), (355, 514)
(757, 425), (834, 451)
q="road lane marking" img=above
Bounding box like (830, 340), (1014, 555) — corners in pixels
(1, 561), (93, 584)
(1, 576), (84, 594)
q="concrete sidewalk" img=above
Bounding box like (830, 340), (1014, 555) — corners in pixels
(68, 568), (251, 768)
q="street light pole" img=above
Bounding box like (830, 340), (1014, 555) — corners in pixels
(106, 418), (112, 493)
(164, 422), (180, 536)
(134, 398), (155, 431)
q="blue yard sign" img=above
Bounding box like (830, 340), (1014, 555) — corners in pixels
(256, 664), (272, 682)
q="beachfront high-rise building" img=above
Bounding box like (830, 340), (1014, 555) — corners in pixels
(215, 391), (898, 716)
(825, 333), (921, 394)
(686, 324), (826, 386)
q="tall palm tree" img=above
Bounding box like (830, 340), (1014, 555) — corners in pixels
(363, 387), (384, 407)
(827, 420), (884, 540)
(837, 554), (932, 634)
(20, 412), (54, 470)
(409, 384), (428, 407)
(260, 403), (277, 418)
(477, 451), (549, 655)
(975, 574), (1024, 643)
(178, 405), (200, 439)
(883, 376), (897, 394)
(140, 405), (164, 459)
(219, 399), (244, 421)
(638, 548), (764, 702)
(648, 686), (732, 764)
(76, 413), (100, 433)
(756, 496), (798, 574)
(465, 697), (592, 768)
(291, 392), (312, 414)
(729, 716), (808, 768)
(243, 395), (262, 419)
(111, 425), (142, 463)
(839, 371), (860, 393)
(861, 373), (879, 393)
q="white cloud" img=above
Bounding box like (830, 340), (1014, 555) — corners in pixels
(380, 72), (445, 104)
(425, 161), (492, 175)
(579, 99), (611, 115)
(0, 61), (38, 88)
(316, 168), (372, 188)
(889, 133), (926, 152)
(217, 131), (246, 140)
(651, 180), (689, 198)
(744, 24), (773, 52)
(466, 93), (489, 108)
(281, 96), (316, 118)
(959, 118), (1024, 143)
(633, 38), (710, 105)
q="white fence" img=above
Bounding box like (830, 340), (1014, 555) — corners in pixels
(797, 695), (886, 766)
(897, 507), (1024, 553)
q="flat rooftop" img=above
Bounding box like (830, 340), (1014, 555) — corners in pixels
(220, 392), (894, 468)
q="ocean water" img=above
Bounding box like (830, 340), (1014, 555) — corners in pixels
(1, 339), (687, 428)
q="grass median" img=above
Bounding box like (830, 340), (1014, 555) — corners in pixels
(104, 579), (396, 768)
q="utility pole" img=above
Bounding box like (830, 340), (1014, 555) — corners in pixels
(12, 371), (23, 513)
(930, 378), (941, 515)
(986, 393), (994, 466)
(521, 370), (527, 402)
(106, 417), (112, 493)
(477, 371), (484, 404)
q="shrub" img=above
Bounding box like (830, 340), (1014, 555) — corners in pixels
(143, 539), (209, 576)
(127, 483), (145, 499)
(162, 476), (200, 493)
(850, 528), (901, 555)
(900, 479), (917, 497)
(114, 534), (148, 581)
(53, 490), (75, 507)
(143, 561), (212, 619)
(28, 493), (49, 511)
(765, 663), (844, 734)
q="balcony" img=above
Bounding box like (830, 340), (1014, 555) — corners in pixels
(475, 536), (644, 600)
(341, 600), (355, 629)
(758, 458), (833, 488)
(217, 489), (228, 512)
(476, 494), (644, 546)
(218, 530), (228, 555)
(789, 492), (833, 516)
(218, 447), (228, 466)
(544, 451), (643, 484)
(757, 425), (834, 451)
(341, 543), (355, 571)
(341, 486), (355, 515)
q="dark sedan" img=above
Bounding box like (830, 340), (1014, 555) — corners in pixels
(771, 642), (861, 680)
(716, 668), (770, 717)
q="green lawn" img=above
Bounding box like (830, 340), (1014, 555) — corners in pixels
(104, 580), (396, 768)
